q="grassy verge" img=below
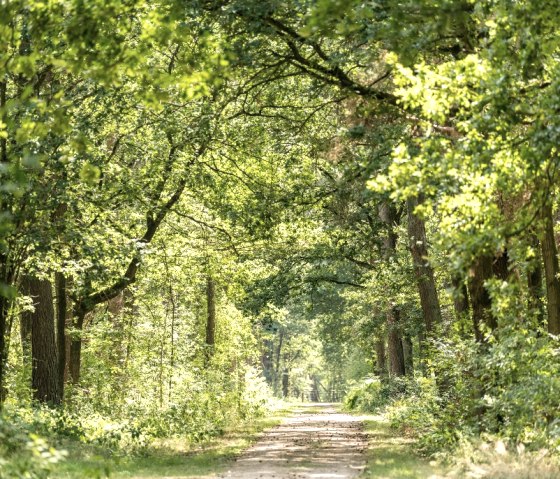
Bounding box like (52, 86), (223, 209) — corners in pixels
(51, 405), (293, 479)
(359, 414), (447, 479)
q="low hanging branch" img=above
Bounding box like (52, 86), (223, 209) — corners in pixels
(76, 143), (208, 315)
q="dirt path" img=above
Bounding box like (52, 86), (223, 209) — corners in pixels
(216, 403), (367, 479)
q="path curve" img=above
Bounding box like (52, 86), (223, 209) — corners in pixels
(217, 403), (367, 479)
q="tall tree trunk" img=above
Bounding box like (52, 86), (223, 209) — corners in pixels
(452, 275), (470, 321)
(69, 308), (86, 384)
(375, 337), (386, 377)
(122, 288), (136, 373)
(540, 203), (560, 335)
(467, 255), (496, 342)
(55, 272), (67, 399)
(0, 251), (15, 404)
(168, 284), (176, 402)
(492, 249), (510, 281)
(0, 81), (9, 404)
(21, 276), (61, 405)
(407, 196), (442, 333)
(261, 338), (274, 385)
(20, 304), (32, 360)
(387, 307), (406, 376)
(416, 330), (427, 374)
(0, 294), (11, 404)
(402, 334), (414, 375)
(205, 276), (216, 362)
(527, 236), (544, 325)
(274, 329), (284, 394)
(379, 201), (406, 377)
(282, 368), (289, 398)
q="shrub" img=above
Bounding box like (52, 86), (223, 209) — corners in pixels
(0, 413), (66, 479)
(343, 376), (418, 412)
(450, 440), (560, 479)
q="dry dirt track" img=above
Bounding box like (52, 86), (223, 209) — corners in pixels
(216, 403), (368, 479)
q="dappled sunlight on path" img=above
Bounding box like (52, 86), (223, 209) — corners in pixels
(216, 403), (367, 479)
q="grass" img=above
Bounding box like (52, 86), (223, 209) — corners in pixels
(357, 413), (560, 479)
(49, 403), (453, 479)
(358, 414), (447, 479)
(51, 405), (293, 479)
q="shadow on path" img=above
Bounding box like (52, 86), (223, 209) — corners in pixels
(217, 403), (367, 479)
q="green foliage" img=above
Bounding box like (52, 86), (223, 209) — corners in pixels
(383, 330), (560, 458)
(0, 412), (66, 479)
(344, 376), (417, 412)
(2, 0), (560, 475)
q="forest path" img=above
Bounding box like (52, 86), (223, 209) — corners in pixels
(215, 403), (367, 479)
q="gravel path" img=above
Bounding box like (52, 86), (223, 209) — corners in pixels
(216, 403), (368, 479)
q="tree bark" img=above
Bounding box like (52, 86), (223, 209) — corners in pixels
(407, 196), (441, 333)
(387, 307), (406, 376)
(492, 249), (510, 281)
(282, 368), (289, 398)
(467, 255), (496, 342)
(402, 334), (414, 375)
(205, 276), (216, 361)
(21, 276), (61, 405)
(527, 235), (544, 325)
(20, 303), (32, 360)
(540, 203), (560, 335)
(452, 275), (470, 320)
(379, 201), (406, 377)
(274, 329), (284, 393)
(262, 338), (274, 385)
(69, 308), (86, 384)
(0, 294), (11, 403)
(375, 337), (386, 377)
(0, 81), (9, 404)
(55, 272), (67, 399)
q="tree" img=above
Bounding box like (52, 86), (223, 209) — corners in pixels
(21, 276), (61, 405)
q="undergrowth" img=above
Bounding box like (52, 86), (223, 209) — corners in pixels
(344, 328), (560, 477)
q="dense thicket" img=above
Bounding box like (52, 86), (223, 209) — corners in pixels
(1, 0), (559, 476)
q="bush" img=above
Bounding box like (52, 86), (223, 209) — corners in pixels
(343, 376), (418, 412)
(382, 329), (560, 460)
(0, 413), (66, 479)
(450, 440), (560, 479)
(386, 376), (475, 455)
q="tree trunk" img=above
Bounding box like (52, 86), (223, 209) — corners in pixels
(205, 276), (216, 361)
(21, 276), (61, 405)
(262, 338), (274, 385)
(282, 368), (289, 398)
(379, 201), (406, 377)
(168, 285), (176, 402)
(527, 236), (544, 325)
(493, 249), (510, 281)
(274, 329), (284, 394)
(69, 308), (86, 384)
(467, 255), (496, 342)
(407, 196), (441, 333)
(20, 304), (32, 360)
(375, 337), (386, 377)
(0, 294), (11, 403)
(540, 203), (560, 335)
(0, 82), (9, 404)
(452, 275), (470, 320)
(55, 272), (67, 399)
(387, 307), (405, 376)
(402, 334), (414, 375)
(416, 330), (427, 374)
